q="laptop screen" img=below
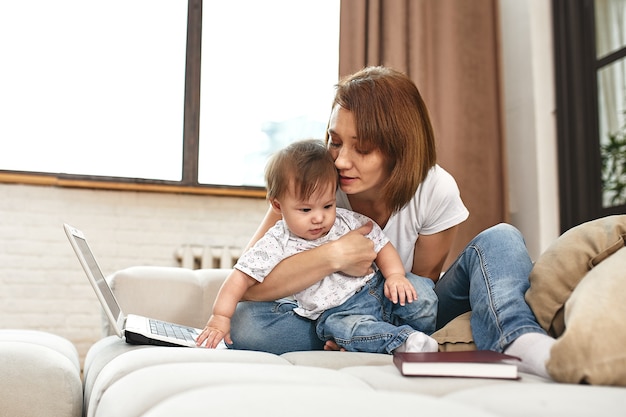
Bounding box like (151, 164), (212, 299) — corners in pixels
(71, 232), (122, 321)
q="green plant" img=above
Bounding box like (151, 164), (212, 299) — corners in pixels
(601, 127), (626, 207)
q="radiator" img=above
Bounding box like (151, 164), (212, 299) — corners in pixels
(175, 244), (242, 269)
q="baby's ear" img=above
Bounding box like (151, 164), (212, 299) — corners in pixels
(269, 198), (282, 214)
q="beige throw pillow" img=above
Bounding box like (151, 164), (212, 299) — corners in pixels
(546, 246), (626, 385)
(431, 311), (476, 352)
(525, 215), (626, 337)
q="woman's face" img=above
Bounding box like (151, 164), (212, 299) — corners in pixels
(327, 106), (387, 196)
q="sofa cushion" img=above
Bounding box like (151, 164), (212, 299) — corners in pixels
(525, 215), (626, 336)
(94, 363), (374, 417)
(86, 344), (291, 417)
(280, 350), (393, 368)
(339, 364), (547, 397)
(546, 246), (626, 385)
(0, 330), (82, 417)
(140, 384), (498, 417)
(444, 382), (626, 417)
(431, 311), (476, 351)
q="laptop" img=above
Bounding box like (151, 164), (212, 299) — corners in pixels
(64, 223), (202, 347)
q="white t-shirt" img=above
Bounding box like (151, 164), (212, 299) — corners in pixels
(336, 164), (469, 273)
(235, 208), (388, 319)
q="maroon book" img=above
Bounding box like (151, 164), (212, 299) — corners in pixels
(393, 350), (521, 379)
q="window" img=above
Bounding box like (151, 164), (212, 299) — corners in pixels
(0, 1), (187, 181)
(553, 0), (626, 231)
(0, 0), (340, 193)
(595, 0), (626, 207)
(199, 1), (340, 187)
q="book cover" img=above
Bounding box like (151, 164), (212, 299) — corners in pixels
(393, 350), (521, 379)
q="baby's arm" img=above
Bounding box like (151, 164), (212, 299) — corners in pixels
(196, 269), (257, 348)
(375, 242), (417, 306)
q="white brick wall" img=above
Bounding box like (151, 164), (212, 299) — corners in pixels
(0, 183), (267, 366)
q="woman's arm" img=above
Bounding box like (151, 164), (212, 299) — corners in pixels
(242, 221), (378, 301)
(411, 225), (459, 282)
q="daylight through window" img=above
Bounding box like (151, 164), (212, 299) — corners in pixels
(0, 1), (340, 190)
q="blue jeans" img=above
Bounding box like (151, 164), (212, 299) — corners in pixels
(229, 223), (542, 354)
(229, 271), (437, 354)
(385, 272), (437, 335)
(316, 272), (436, 353)
(434, 223), (546, 351)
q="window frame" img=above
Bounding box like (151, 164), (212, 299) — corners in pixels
(553, 0), (626, 232)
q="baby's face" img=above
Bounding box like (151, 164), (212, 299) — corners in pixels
(278, 183), (336, 240)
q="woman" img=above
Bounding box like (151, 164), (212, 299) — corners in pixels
(226, 66), (554, 379)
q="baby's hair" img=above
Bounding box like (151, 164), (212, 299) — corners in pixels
(265, 139), (338, 201)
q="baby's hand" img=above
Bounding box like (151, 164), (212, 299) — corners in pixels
(384, 274), (417, 306)
(195, 315), (232, 348)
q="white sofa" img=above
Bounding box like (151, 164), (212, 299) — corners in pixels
(79, 265), (626, 417)
(0, 329), (83, 417)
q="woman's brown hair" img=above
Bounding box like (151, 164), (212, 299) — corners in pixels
(327, 66), (436, 213)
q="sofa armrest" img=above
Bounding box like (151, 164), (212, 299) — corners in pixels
(103, 266), (229, 336)
(0, 330), (83, 417)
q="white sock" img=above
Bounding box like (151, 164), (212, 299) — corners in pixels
(395, 331), (439, 353)
(504, 332), (556, 379)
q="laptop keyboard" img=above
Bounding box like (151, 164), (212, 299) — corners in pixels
(149, 319), (197, 343)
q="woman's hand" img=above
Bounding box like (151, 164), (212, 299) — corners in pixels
(329, 221), (377, 276)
